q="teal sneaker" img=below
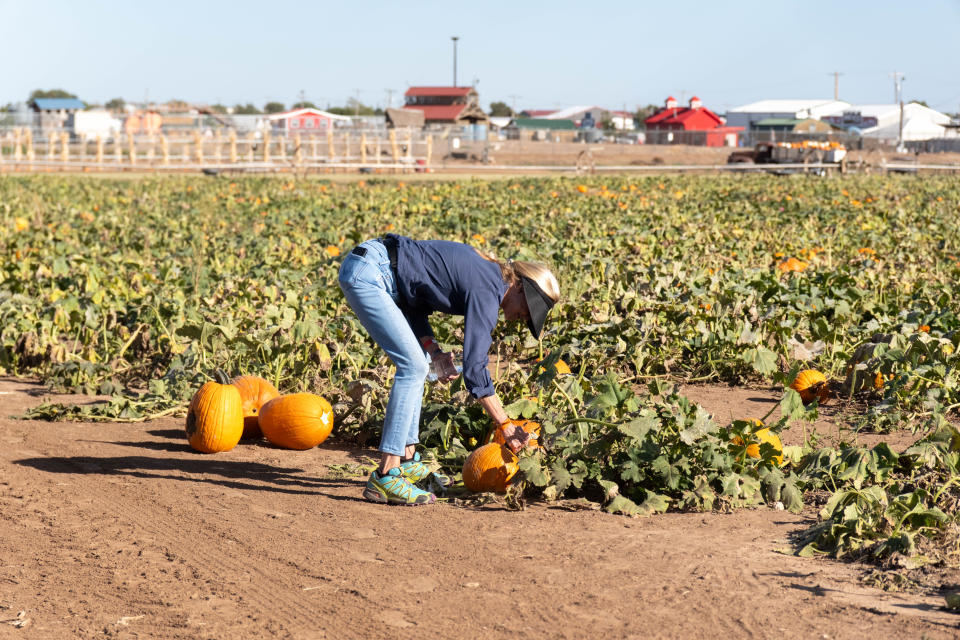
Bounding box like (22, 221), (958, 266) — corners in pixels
(399, 452), (452, 488)
(363, 468), (436, 505)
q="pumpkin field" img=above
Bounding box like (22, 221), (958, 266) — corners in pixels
(2, 173), (960, 638)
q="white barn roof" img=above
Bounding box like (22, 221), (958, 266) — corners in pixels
(727, 99), (850, 118)
(829, 103), (951, 141)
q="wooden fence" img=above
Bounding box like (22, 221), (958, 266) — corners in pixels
(0, 128), (433, 174)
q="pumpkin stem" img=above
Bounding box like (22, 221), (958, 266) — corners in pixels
(213, 369), (231, 385)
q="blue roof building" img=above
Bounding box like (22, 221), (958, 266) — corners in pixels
(31, 98), (85, 112)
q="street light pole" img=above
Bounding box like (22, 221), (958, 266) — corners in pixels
(451, 36), (459, 87)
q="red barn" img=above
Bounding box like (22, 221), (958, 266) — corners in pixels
(402, 87), (489, 125)
(645, 96), (742, 146)
(266, 108), (350, 134)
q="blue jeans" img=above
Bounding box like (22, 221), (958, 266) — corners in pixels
(338, 239), (430, 456)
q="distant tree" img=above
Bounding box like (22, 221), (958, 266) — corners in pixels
(209, 104), (228, 114)
(166, 100), (189, 110)
(291, 101), (317, 110)
(909, 100), (929, 108)
(29, 88), (77, 101)
(633, 104), (660, 129)
(105, 98), (126, 111)
(489, 101), (513, 117)
(233, 103), (261, 114)
(328, 99), (379, 116)
(264, 102), (286, 114)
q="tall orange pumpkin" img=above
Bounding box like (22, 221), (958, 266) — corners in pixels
(790, 369), (830, 404)
(259, 393), (333, 450)
(462, 443), (519, 493)
(231, 375), (280, 439)
(185, 371), (244, 453)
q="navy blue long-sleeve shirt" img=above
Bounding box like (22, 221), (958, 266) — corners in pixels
(392, 235), (507, 399)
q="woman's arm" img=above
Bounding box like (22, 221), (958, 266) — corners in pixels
(477, 394), (509, 425)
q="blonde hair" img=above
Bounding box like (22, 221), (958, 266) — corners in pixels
(475, 249), (560, 304)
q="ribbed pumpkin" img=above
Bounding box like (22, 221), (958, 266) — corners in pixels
(231, 375), (280, 439)
(462, 443), (519, 493)
(259, 393), (333, 450)
(185, 371), (244, 453)
(790, 369), (830, 404)
(486, 419), (541, 450)
(732, 422), (784, 466)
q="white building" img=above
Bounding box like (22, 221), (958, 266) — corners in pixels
(725, 99), (850, 132)
(822, 103), (950, 141)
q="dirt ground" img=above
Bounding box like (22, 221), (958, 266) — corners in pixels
(2, 377), (959, 639)
(435, 140), (960, 171)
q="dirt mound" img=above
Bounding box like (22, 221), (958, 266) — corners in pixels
(1, 377), (956, 639)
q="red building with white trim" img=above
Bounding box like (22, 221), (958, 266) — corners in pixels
(645, 96), (742, 146)
(266, 108), (350, 134)
(402, 87), (489, 125)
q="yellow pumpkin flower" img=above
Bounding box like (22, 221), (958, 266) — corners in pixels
(14, 217), (29, 232)
(471, 233), (486, 244)
(576, 185), (588, 193)
(324, 245), (341, 257)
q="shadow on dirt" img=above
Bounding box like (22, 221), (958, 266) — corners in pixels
(13, 454), (367, 503)
(147, 429), (184, 439)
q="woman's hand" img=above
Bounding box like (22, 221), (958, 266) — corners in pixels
(499, 420), (532, 454)
(431, 351), (460, 382)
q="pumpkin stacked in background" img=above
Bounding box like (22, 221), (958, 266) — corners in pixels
(185, 373), (333, 453)
(185, 371), (244, 453)
(231, 375), (280, 439)
(259, 393), (334, 450)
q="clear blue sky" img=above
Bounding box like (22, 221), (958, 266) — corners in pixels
(3, 0), (958, 114)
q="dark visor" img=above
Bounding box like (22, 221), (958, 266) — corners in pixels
(520, 276), (555, 339)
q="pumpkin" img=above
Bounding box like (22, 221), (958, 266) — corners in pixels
(231, 375), (280, 439)
(185, 370), (244, 453)
(732, 421), (784, 466)
(536, 358), (571, 376)
(259, 393), (333, 450)
(485, 419), (541, 450)
(462, 443), (519, 493)
(790, 369), (830, 404)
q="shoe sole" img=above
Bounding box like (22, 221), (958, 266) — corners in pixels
(362, 487), (436, 505)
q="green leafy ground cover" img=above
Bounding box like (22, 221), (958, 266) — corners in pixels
(2, 174), (960, 574)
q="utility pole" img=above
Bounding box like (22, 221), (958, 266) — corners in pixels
(891, 71), (906, 149)
(508, 94), (521, 117)
(298, 89), (306, 107)
(353, 89), (362, 116)
(385, 89), (394, 111)
(890, 71), (905, 104)
(451, 36), (459, 87)
(828, 71), (844, 100)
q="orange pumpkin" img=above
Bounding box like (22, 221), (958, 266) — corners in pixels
(231, 375), (280, 439)
(462, 443), (519, 493)
(537, 358), (571, 376)
(259, 393), (333, 450)
(790, 369), (830, 404)
(485, 419), (541, 450)
(185, 371), (244, 453)
(732, 420), (784, 466)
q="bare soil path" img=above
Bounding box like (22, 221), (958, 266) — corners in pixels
(1, 377), (957, 639)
